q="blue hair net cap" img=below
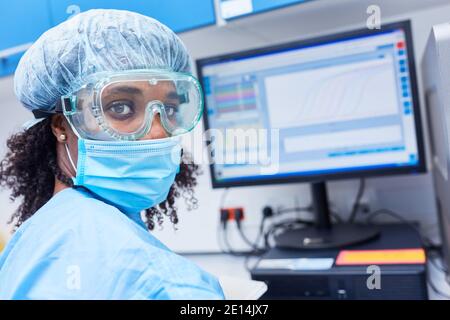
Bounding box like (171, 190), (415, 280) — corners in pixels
(14, 9), (192, 112)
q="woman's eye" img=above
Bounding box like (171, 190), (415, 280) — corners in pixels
(111, 103), (132, 115)
(165, 105), (177, 117)
(106, 101), (135, 118)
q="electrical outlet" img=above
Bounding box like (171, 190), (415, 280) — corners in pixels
(220, 207), (245, 221)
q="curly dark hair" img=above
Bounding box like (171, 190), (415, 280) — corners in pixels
(0, 117), (201, 231)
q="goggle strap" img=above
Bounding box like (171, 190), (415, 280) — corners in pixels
(32, 98), (66, 119)
(32, 109), (57, 119)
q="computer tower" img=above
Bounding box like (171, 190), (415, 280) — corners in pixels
(422, 22), (450, 277)
(251, 224), (428, 300)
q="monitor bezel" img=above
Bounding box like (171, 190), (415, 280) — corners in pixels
(196, 20), (426, 189)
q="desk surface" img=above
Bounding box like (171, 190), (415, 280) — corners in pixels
(184, 253), (450, 300)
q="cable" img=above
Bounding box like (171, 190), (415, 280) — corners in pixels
(330, 210), (343, 223)
(216, 220), (227, 253)
(428, 250), (447, 274)
(366, 209), (450, 299)
(242, 217), (268, 272)
(221, 220), (250, 256)
(427, 248), (450, 299)
(216, 188), (228, 253)
(244, 251), (266, 272)
(365, 209), (439, 249)
(238, 207), (313, 271)
(235, 216), (266, 253)
(279, 204), (343, 223)
(236, 224), (263, 252)
(218, 188), (241, 255)
(427, 248), (450, 289)
(366, 209), (412, 225)
(232, 207), (267, 253)
(242, 217), (307, 272)
(218, 188), (258, 256)
(427, 272), (450, 299)
(275, 206), (312, 215)
(221, 222), (250, 257)
(253, 215), (268, 251)
(348, 178), (366, 223)
(263, 219), (314, 250)
(216, 188), (231, 253)
(426, 249), (450, 298)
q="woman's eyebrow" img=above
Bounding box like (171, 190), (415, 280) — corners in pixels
(108, 86), (143, 95)
(165, 91), (180, 100)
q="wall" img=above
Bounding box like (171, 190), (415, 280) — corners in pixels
(0, 77), (32, 239)
(152, 0), (450, 252)
(0, 0), (449, 252)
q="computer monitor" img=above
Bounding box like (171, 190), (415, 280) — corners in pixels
(423, 22), (450, 278)
(197, 20), (425, 249)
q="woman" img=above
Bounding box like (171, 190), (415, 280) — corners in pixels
(0, 9), (224, 299)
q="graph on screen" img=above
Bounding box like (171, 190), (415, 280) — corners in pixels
(264, 55), (399, 129)
(214, 82), (257, 115)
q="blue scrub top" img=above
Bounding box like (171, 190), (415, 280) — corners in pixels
(0, 188), (224, 299)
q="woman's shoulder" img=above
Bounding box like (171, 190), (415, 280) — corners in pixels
(31, 187), (125, 225)
(0, 187), (225, 299)
(4, 187), (160, 260)
(17, 187), (148, 247)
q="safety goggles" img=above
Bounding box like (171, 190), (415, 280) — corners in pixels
(59, 69), (203, 140)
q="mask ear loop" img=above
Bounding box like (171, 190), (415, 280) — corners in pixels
(176, 148), (183, 175)
(64, 143), (77, 174)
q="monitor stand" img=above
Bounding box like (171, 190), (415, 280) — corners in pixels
(274, 182), (380, 249)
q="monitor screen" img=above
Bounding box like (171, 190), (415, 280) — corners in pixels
(197, 21), (425, 188)
(219, 0), (310, 20)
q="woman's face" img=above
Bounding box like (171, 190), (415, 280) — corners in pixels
(52, 81), (174, 179)
(100, 80), (182, 136)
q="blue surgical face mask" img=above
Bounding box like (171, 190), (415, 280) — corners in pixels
(65, 137), (182, 215)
